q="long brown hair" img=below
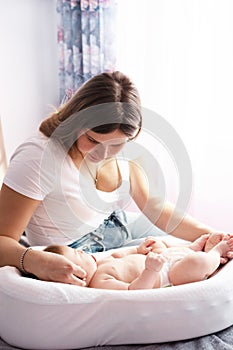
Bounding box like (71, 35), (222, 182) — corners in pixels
(39, 71), (142, 151)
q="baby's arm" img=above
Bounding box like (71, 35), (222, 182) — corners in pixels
(128, 253), (166, 290)
(90, 274), (130, 290)
(111, 237), (157, 258)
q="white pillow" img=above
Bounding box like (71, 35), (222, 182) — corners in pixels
(0, 241), (233, 349)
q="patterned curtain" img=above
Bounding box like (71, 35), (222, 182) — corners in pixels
(57, 0), (118, 102)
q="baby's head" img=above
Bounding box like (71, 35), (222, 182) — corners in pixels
(44, 245), (97, 286)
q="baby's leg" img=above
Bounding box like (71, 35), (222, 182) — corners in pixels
(169, 237), (233, 286)
(204, 233), (225, 252)
(205, 233), (231, 264)
(189, 233), (210, 251)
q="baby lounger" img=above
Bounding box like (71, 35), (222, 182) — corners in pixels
(0, 242), (233, 350)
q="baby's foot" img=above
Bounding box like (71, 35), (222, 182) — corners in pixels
(212, 237), (233, 259)
(190, 234), (210, 251)
(204, 233), (225, 252)
(145, 252), (166, 272)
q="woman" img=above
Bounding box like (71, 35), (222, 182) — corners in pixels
(0, 71), (226, 286)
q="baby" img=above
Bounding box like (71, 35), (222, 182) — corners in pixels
(44, 234), (233, 290)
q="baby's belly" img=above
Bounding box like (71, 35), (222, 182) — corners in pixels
(100, 255), (146, 283)
(162, 247), (191, 263)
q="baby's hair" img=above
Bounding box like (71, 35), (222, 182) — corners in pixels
(44, 245), (64, 255)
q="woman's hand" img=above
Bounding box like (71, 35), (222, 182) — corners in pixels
(24, 249), (87, 286)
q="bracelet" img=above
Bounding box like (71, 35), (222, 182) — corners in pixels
(20, 247), (32, 275)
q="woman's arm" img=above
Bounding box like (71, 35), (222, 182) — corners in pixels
(129, 161), (214, 242)
(0, 185), (86, 285)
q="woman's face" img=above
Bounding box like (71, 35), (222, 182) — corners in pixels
(76, 129), (129, 163)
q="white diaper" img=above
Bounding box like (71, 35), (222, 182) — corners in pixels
(160, 261), (172, 287)
(160, 247), (191, 287)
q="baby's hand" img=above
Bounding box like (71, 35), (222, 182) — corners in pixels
(145, 252), (166, 272)
(137, 237), (157, 255)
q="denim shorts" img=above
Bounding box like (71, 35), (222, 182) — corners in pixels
(68, 210), (166, 253)
(68, 210), (133, 253)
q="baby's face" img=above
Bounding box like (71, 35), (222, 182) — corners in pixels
(62, 247), (97, 285)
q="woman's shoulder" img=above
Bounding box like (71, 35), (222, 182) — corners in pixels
(4, 133), (60, 200)
(11, 132), (63, 161)
(10, 132), (46, 158)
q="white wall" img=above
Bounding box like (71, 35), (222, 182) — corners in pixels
(116, 0), (233, 231)
(0, 0), (59, 159)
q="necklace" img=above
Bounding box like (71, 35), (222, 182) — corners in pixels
(80, 152), (98, 186)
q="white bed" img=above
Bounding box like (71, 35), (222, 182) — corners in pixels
(0, 238), (233, 350)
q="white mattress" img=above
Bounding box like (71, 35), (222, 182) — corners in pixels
(0, 243), (233, 350)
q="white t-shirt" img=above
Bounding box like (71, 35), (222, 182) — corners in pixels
(3, 132), (131, 246)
